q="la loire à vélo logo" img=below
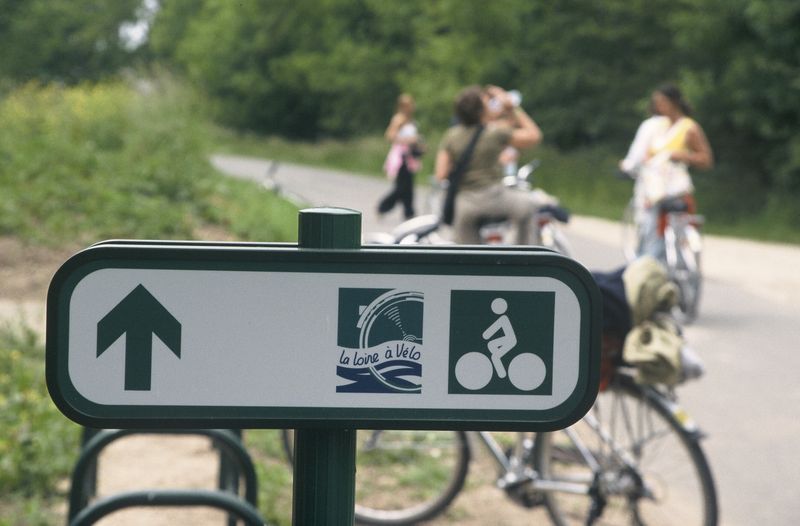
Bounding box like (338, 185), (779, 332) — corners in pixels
(336, 288), (424, 394)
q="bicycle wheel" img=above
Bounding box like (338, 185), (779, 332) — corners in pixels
(533, 378), (717, 525)
(282, 429), (470, 525)
(678, 224), (702, 323)
(666, 222), (703, 324)
(621, 200), (640, 262)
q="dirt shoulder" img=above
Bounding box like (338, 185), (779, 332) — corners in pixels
(0, 237), (78, 301)
(0, 237), (79, 334)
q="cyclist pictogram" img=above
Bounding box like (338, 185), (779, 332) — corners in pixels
(449, 291), (554, 395)
(483, 298), (517, 379)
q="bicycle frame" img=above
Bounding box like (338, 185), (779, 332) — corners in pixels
(462, 426), (618, 504)
(664, 212), (703, 274)
(467, 367), (705, 504)
(472, 431), (533, 483)
(282, 352), (715, 525)
(469, 430), (592, 498)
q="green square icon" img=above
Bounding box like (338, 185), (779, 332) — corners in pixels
(448, 290), (554, 395)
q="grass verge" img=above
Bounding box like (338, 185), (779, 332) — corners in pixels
(0, 325), (79, 526)
(245, 430), (293, 526)
(0, 78), (298, 245)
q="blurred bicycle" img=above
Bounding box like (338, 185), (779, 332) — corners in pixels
(282, 338), (717, 525)
(619, 171), (704, 323)
(387, 160), (573, 255)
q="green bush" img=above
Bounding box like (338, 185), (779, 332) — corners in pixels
(0, 325), (79, 524)
(0, 79), (298, 245)
(0, 81), (203, 243)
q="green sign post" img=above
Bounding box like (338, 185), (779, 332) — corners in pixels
(293, 208), (359, 525)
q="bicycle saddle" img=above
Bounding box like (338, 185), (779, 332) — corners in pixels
(476, 215), (510, 228)
(539, 204), (571, 223)
(659, 197), (690, 213)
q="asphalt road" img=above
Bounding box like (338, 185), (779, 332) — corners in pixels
(212, 154), (800, 526)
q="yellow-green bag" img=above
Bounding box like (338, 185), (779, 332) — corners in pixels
(622, 256), (678, 325)
(623, 318), (683, 385)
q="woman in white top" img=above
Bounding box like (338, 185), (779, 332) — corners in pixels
(620, 84), (713, 258)
(378, 94), (423, 219)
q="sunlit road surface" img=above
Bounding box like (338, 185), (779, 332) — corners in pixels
(213, 154), (800, 526)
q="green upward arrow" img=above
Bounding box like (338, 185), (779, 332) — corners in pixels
(97, 284), (181, 391)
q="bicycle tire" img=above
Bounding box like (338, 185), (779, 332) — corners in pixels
(667, 222), (703, 324)
(678, 225), (702, 323)
(675, 255), (702, 324)
(621, 200), (640, 262)
(282, 429), (470, 525)
(532, 378), (718, 525)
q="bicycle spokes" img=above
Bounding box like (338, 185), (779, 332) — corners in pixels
(535, 383), (716, 525)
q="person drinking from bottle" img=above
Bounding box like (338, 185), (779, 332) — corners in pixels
(434, 85), (542, 244)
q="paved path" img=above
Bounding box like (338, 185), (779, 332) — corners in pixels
(213, 154), (800, 526)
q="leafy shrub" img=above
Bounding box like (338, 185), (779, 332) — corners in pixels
(0, 325), (79, 523)
(0, 80), (203, 243)
(0, 78), (298, 245)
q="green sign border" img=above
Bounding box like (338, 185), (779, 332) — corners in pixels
(47, 243), (601, 431)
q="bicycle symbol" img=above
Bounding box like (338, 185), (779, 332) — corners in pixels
(454, 297), (546, 392)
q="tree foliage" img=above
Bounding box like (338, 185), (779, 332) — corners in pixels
(0, 0), (141, 84)
(671, 0), (800, 215)
(0, 0), (797, 216)
(152, 0), (422, 138)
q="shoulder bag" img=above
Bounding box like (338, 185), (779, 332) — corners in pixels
(441, 125), (485, 225)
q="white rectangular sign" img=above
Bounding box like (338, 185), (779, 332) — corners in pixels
(47, 243), (600, 430)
